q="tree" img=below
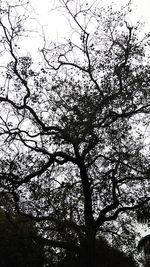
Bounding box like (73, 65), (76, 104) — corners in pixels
(0, 0), (150, 266)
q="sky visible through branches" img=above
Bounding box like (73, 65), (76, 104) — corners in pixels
(1, 0), (150, 235)
(1, 0), (150, 266)
(16, 1), (150, 250)
(30, 0), (150, 35)
(21, 0), (150, 56)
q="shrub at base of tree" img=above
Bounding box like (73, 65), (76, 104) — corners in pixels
(0, 209), (44, 267)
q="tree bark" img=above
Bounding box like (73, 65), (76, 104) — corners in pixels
(78, 228), (96, 267)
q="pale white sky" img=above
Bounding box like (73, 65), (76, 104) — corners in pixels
(0, 0), (148, 57)
(30, 0), (150, 34)
(22, 0), (150, 56)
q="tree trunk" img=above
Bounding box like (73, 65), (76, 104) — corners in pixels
(78, 228), (96, 267)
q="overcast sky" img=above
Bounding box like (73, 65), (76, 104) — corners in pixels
(30, 0), (150, 33)
(21, 0), (150, 58)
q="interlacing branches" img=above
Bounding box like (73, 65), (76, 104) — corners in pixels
(0, 1), (150, 266)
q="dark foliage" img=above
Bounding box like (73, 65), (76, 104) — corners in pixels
(137, 202), (150, 223)
(0, 209), (44, 267)
(50, 237), (137, 267)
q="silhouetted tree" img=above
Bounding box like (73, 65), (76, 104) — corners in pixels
(0, 1), (150, 266)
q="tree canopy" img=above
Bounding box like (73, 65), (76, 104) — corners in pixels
(0, 0), (150, 266)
